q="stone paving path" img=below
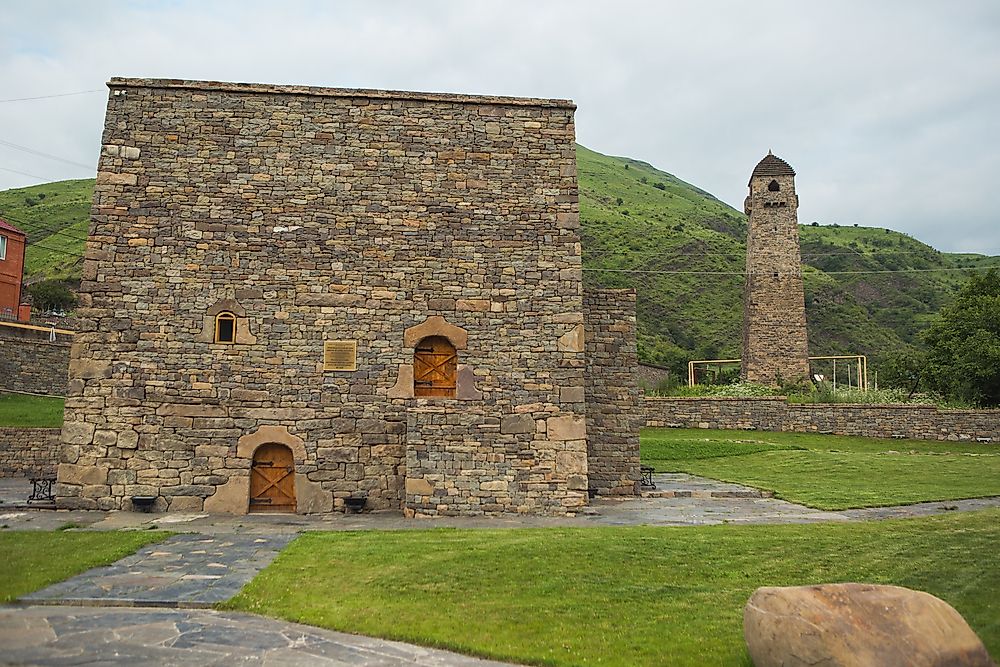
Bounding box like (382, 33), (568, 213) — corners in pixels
(642, 472), (773, 499)
(22, 533), (295, 608)
(0, 606), (517, 666)
(3, 475), (1000, 665)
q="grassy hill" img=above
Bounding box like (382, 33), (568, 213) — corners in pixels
(0, 179), (91, 281)
(1, 147), (996, 376)
(578, 146), (997, 373)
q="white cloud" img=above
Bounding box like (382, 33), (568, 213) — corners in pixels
(1, 0), (997, 253)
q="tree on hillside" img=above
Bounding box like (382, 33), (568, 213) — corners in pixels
(27, 280), (78, 313)
(922, 269), (1000, 407)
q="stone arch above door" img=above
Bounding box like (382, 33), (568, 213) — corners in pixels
(205, 425), (333, 515)
(390, 316), (481, 400)
(403, 315), (468, 350)
(236, 425), (305, 461)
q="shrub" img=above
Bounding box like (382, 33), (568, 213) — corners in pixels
(28, 281), (78, 312)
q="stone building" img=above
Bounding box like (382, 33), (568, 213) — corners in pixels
(741, 152), (810, 385)
(56, 78), (640, 516)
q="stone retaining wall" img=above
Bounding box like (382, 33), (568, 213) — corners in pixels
(0, 428), (62, 477)
(0, 326), (72, 396)
(643, 397), (999, 442)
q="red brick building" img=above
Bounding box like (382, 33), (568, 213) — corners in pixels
(0, 218), (27, 321)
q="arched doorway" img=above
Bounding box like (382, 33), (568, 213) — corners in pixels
(249, 443), (297, 513)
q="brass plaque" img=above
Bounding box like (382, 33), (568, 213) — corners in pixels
(323, 340), (357, 372)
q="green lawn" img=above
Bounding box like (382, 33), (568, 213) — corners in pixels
(642, 428), (1000, 509)
(225, 511), (1000, 667)
(0, 531), (169, 602)
(0, 393), (64, 428)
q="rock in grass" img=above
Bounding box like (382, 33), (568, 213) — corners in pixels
(744, 583), (995, 667)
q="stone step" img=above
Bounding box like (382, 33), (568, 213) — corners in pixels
(641, 488), (774, 499)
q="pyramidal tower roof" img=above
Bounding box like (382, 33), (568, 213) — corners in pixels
(750, 151), (796, 181)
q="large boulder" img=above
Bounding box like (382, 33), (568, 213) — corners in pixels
(744, 583), (995, 667)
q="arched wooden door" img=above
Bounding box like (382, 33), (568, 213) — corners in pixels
(249, 443), (297, 513)
(414, 336), (457, 398)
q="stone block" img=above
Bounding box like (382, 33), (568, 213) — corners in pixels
(203, 476), (249, 514)
(557, 324), (585, 352)
(167, 496), (204, 512)
(501, 414), (535, 434)
(456, 299), (490, 312)
(555, 451), (587, 475)
(406, 477), (434, 495)
(547, 415), (586, 441)
(70, 358), (112, 380)
(58, 463), (109, 486)
(560, 386), (585, 403)
(62, 421), (96, 445)
(480, 480), (508, 492)
(96, 171), (138, 186)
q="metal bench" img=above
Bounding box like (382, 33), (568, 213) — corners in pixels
(640, 465), (656, 490)
(28, 477), (56, 503)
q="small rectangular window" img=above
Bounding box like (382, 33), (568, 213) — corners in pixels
(0, 236), (6, 261)
(215, 312), (237, 344)
(324, 340), (357, 371)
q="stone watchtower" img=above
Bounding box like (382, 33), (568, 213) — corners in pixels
(741, 152), (810, 385)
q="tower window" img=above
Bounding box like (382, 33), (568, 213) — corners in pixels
(215, 312), (237, 344)
(768, 180), (780, 192)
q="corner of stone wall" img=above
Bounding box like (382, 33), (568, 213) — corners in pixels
(583, 287), (641, 496)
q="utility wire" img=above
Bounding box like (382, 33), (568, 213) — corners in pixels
(0, 211), (90, 242)
(0, 165), (53, 181)
(0, 90), (103, 103)
(583, 266), (999, 276)
(0, 138), (94, 171)
(24, 240), (85, 258)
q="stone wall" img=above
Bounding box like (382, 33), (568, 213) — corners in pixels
(644, 397), (1000, 442)
(0, 428), (62, 477)
(637, 363), (672, 390)
(0, 324), (72, 396)
(58, 78), (589, 515)
(584, 288), (640, 495)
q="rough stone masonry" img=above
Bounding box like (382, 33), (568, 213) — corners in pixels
(741, 152), (810, 385)
(56, 78), (639, 516)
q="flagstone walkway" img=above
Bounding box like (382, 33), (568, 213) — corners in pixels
(22, 533), (295, 608)
(0, 606), (517, 666)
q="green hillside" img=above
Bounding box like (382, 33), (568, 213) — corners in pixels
(0, 179), (91, 281)
(1, 147), (996, 377)
(578, 145), (997, 372)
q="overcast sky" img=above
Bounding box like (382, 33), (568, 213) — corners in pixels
(1, 0), (998, 254)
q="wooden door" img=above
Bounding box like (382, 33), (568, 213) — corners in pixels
(414, 336), (457, 398)
(249, 443), (296, 513)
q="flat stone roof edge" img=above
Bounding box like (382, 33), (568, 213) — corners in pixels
(107, 77), (577, 109)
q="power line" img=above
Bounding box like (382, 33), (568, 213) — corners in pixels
(0, 210), (90, 242)
(0, 138), (94, 171)
(0, 90), (103, 103)
(0, 165), (53, 181)
(583, 265), (1000, 276)
(25, 240), (85, 258)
